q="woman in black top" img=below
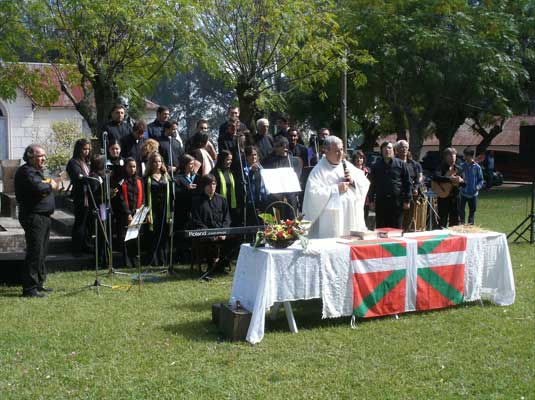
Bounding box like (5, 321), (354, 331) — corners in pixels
(87, 156), (109, 268)
(66, 138), (92, 254)
(211, 150), (242, 226)
(144, 151), (171, 267)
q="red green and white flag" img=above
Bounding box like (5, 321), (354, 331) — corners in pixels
(351, 239), (408, 318)
(411, 234), (467, 311)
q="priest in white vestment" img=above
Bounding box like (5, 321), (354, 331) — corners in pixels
(302, 136), (370, 238)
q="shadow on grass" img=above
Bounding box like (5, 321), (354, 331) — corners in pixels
(480, 183), (532, 200)
(161, 319), (223, 342)
(161, 299), (494, 343)
(0, 286), (22, 298)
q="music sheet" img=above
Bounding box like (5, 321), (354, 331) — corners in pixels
(124, 206), (150, 242)
(260, 167), (301, 194)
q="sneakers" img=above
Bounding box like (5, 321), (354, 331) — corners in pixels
(37, 286), (53, 293)
(22, 289), (46, 298)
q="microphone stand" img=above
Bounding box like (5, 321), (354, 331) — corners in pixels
(167, 135), (176, 274)
(102, 132), (115, 276)
(243, 154), (261, 227)
(314, 138), (319, 166)
(287, 150), (301, 212)
(83, 175), (112, 295)
(236, 135), (248, 230)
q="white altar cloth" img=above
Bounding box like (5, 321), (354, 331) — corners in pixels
(230, 231), (515, 344)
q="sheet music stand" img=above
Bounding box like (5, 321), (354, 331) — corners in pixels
(125, 206), (150, 290)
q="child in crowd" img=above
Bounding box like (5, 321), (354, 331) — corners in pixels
(460, 148), (485, 225)
(118, 158), (144, 267)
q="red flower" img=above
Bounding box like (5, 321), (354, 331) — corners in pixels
(288, 228), (294, 235)
(277, 231), (285, 239)
(285, 220), (294, 226)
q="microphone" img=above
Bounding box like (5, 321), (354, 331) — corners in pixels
(342, 159), (351, 183)
(79, 174), (103, 183)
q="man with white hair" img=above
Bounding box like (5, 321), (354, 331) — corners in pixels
(253, 118), (274, 160)
(303, 136), (370, 238)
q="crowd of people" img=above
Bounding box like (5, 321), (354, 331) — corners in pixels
(14, 101), (487, 295)
(62, 104), (339, 275)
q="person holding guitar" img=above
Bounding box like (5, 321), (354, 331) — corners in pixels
(431, 147), (465, 228)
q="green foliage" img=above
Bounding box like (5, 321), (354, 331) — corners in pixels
(345, 0), (528, 153)
(287, 0), (531, 156)
(34, 120), (85, 175)
(191, 0), (347, 130)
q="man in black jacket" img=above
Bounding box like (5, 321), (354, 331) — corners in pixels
(120, 120), (146, 169)
(15, 145), (58, 297)
(190, 174), (232, 276)
(252, 118), (273, 161)
(368, 141), (412, 229)
(147, 106), (170, 140)
(158, 120), (184, 176)
(102, 104), (133, 142)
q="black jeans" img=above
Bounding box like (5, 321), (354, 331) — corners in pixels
(375, 196), (403, 229)
(459, 195), (478, 225)
(72, 202), (91, 252)
(437, 195), (461, 228)
(19, 213), (51, 293)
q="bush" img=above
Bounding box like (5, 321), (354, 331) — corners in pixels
(38, 120), (86, 175)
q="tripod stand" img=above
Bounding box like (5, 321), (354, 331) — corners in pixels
(83, 175), (113, 294)
(422, 188), (440, 231)
(507, 179), (534, 244)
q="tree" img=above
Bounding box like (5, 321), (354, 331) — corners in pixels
(150, 66), (235, 135)
(2, 0), (192, 135)
(341, 0), (528, 158)
(0, 0), (59, 105)
(191, 0), (346, 134)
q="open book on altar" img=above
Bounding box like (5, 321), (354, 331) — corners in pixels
(350, 230), (378, 240)
(376, 228), (403, 238)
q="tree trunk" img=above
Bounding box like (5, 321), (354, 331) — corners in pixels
(407, 124), (425, 161)
(391, 105), (407, 140)
(432, 106), (466, 155)
(94, 80), (119, 136)
(360, 119), (381, 152)
(405, 107), (433, 161)
(236, 76), (259, 135)
(473, 118), (505, 156)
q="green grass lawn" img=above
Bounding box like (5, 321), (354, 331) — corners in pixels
(1, 184), (534, 399)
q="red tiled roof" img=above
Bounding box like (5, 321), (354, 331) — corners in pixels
(380, 115), (535, 149)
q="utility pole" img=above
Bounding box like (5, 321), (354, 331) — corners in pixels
(341, 49), (347, 150)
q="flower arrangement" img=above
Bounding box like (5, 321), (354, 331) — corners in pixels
(254, 212), (309, 249)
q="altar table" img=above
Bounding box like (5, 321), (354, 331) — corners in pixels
(229, 231), (515, 344)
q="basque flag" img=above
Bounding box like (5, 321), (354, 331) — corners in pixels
(413, 234), (467, 311)
(351, 239), (408, 318)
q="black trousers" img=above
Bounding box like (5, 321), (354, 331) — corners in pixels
(72, 202), (91, 252)
(375, 197), (403, 229)
(437, 195), (460, 228)
(19, 213), (51, 293)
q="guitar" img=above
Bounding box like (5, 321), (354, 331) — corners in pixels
(431, 166), (461, 199)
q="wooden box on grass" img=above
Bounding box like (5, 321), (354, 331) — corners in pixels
(218, 302), (252, 341)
